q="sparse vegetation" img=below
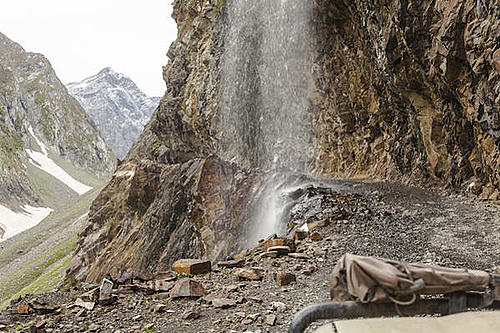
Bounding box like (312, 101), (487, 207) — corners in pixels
(0, 184), (106, 308)
(0, 235), (77, 309)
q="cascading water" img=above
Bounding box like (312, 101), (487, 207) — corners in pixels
(220, 0), (314, 244)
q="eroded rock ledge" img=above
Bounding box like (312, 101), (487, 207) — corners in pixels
(68, 157), (262, 282)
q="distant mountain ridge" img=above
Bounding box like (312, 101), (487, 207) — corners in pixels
(0, 32), (115, 240)
(67, 68), (160, 159)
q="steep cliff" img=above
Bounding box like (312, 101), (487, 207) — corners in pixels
(311, 0), (500, 199)
(69, 0), (500, 282)
(0, 32), (115, 213)
(129, 0), (500, 192)
(67, 68), (160, 159)
(67, 156), (262, 281)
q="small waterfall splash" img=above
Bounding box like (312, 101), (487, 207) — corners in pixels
(220, 0), (313, 243)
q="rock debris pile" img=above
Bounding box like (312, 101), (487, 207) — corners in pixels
(2, 182), (499, 332)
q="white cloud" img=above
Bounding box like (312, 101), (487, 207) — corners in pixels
(0, 0), (178, 96)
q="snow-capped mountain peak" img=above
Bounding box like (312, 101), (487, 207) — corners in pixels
(67, 68), (160, 158)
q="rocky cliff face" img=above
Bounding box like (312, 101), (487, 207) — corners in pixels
(311, 0), (500, 199)
(68, 156), (262, 281)
(69, 0), (500, 282)
(67, 68), (160, 159)
(0, 32), (115, 207)
(129, 0), (500, 193)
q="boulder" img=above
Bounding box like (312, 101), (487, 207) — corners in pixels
(152, 279), (176, 292)
(294, 230), (308, 241)
(310, 232), (322, 241)
(170, 278), (206, 298)
(99, 278), (114, 299)
(17, 304), (29, 315)
(172, 259), (211, 275)
(265, 314), (277, 326)
(74, 298), (95, 311)
(262, 238), (295, 252)
(266, 246), (290, 256)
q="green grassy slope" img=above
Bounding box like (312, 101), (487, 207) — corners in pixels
(0, 184), (106, 307)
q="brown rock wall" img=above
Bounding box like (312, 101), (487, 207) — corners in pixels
(68, 156), (262, 282)
(312, 0), (499, 194)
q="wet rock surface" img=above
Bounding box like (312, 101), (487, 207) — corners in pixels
(4, 181), (500, 332)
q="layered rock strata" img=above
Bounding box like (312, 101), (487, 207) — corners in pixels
(312, 0), (500, 198)
(68, 156), (262, 281)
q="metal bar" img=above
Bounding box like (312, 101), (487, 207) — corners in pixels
(288, 300), (448, 333)
(288, 294), (498, 333)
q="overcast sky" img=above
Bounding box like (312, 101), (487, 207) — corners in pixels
(0, 0), (177, 97)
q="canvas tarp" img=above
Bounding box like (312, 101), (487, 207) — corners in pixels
(329, 253), (490, 303)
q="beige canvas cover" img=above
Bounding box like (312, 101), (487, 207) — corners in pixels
(330, 253), (490, 303)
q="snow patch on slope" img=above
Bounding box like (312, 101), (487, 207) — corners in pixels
(0, 204), (53, 241)
(26, 127), (92, 195)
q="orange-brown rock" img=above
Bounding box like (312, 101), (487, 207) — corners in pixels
(274, 272), (296, 286)
(172, 259), (211, 275)
(262, 238), (295, 252)
(294, 230), (307, 241)
(17, 304), (29, 315)
(310, 232), (322, 241)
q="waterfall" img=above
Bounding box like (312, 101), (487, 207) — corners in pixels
(220, 0), (312, 171)
(220, 0), (314, 243)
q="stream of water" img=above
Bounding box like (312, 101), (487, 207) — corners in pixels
(220, 0), (314, 243)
